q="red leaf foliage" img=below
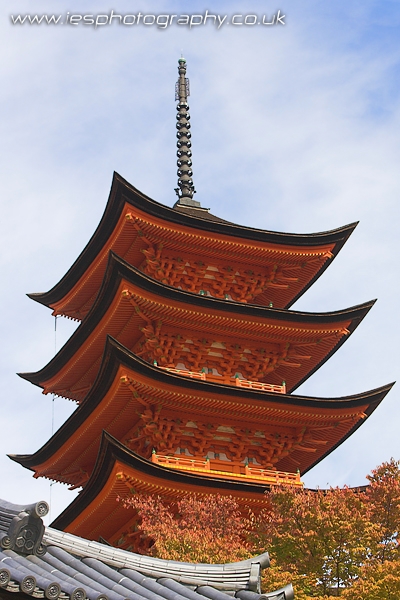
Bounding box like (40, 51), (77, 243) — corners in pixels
(119, 493), (253, 563)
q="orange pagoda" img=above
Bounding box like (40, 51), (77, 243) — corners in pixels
(11, 58), (393, 549)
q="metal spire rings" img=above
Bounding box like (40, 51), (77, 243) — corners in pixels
(174, 57), (201, 208)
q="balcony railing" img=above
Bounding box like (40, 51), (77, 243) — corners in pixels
(151, 453), (302, 487)
(159, 366), (206, 381)
(152, 454), (210, 471)
(158, 366), (286, 394)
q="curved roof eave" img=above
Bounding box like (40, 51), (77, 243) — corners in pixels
(18, 252), (376, 391)
(50, 432), (270, 532)
(10, 335), (394, 471)
(50, 409), (391, 534)
(27, 172), (358, 309)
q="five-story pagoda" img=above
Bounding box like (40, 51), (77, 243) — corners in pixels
(11, 58), (393, 548)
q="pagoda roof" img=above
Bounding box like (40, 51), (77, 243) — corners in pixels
(28, 172), (357, 318)
(19, 253), (375, 401)
(51, 433), (275, 541)
(11, 337), (393, 485)
(0, 498), (293, 599)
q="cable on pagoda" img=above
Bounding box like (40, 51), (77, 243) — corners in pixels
(49, 314), (58, 522)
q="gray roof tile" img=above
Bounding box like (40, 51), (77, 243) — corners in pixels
(0, 499), (293, 600)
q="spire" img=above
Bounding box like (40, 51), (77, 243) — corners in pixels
(174, 57), (201, 208)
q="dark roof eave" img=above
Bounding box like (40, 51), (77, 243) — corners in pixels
(10, 335), (394, 470)
(27, 172), (358, 309)
(301, 392), (389, 475)
(50, 432), (270, 531)
(18, 252), (376, 389)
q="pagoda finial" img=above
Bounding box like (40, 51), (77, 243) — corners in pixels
(174, 57), (201, 208)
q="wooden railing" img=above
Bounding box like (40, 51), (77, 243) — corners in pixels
(158, 366), (286, 394)
(159, 366), (206, 381)
(151, 453), (210, 471)
(244, 465), (302, 486)
(151, 453), (302, 487)
(234, 378), (286, 394)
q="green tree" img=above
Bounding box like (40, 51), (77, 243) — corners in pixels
(365, 458), (400, 562)
(341, 559), (400, 600)
(254, 485), (376, 595)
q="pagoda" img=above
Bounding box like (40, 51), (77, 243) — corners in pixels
(10, 58), (393, 549)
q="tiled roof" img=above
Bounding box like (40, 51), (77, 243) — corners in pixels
(0, 499), (294, 600)
(18, 251), (376, 401)
(28, 172), (357, 315)
(172, 205), (231, 223)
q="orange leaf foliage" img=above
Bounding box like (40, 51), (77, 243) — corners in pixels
(341, 559), (400, 599)
(365, 458), (400, 562)
(253, 485), (378, 595)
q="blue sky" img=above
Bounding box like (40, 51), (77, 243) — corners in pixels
(1, 0), (400, 523)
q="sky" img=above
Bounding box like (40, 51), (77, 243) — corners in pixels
(1, 0), (400, 524)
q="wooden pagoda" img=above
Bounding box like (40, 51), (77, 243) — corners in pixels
(11, 58), (393, 549)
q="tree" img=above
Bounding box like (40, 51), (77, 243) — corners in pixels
(341, 559), (400, 600)
(254, 485), (376, 595)
(365, 458), (400, 562)
(118, 458), (400, 598)
(260, 565), (317, 600)
(119, 493), (253, 563)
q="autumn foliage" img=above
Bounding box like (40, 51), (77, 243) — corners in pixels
(120, 458), (400, 597)
(254, 485), (378, 595)
(120, 493), (253, 563)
